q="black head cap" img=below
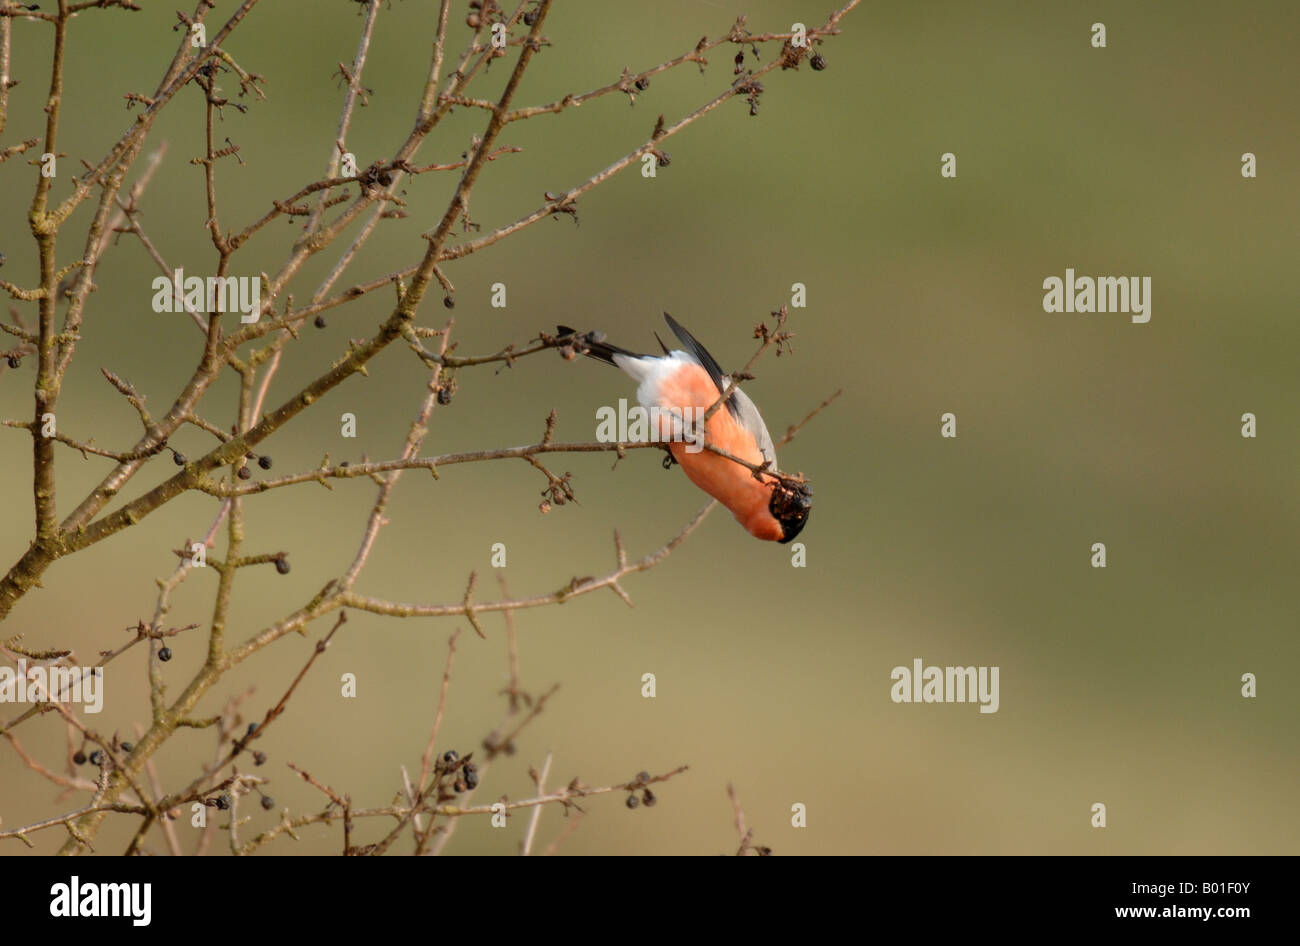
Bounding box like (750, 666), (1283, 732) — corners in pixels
(770, 479), (812, 544)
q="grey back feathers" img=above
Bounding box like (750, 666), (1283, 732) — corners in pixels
(727, 385), (778, 467)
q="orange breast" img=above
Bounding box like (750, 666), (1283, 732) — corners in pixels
(655, 364), (779, 539)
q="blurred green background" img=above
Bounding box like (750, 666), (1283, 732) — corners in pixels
(1, 0), (1296, 855)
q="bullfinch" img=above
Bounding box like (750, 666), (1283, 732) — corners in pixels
(559, 314), (811, 543)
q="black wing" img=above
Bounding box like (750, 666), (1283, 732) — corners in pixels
(662, 312), (741, 422)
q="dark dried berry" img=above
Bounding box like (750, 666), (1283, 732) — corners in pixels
(656, 151), (671, 168)
(454, 779), (468, 793)
(89, 750), (103, 766)
(464, 770), (480, 790)
(810, 54), (827, 71)
(253, 751), (267, 766)
(237, 465), (251, 479)
(523, 9), (538, 26)
(642, 788), (656, 807)
(121, 742), (133, 753)
(158, 646), (172, 662)
(442, 749), (459, 764)
(258, 455), (272, 470)
(73, 751), (87, 765)
(625, 794), (639, 809)
(437, 387), (453, 406)
(6, 355), (19, 369)
(216, 794), (230, 810)
(314, 315), (327, 328)
(173, 452), (186, 466)
(246, 722), (259, 736)
(634, 76), (649, 91)
(275, 558), (290, 575)
(636, 770), (650, 784)
(261, 795), (275, 810)
(443, 295), (455, 309)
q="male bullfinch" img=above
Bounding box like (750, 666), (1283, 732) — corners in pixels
(559, 314), (811, 543)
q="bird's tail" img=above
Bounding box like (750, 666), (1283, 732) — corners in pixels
(556, 325), (646, 366)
